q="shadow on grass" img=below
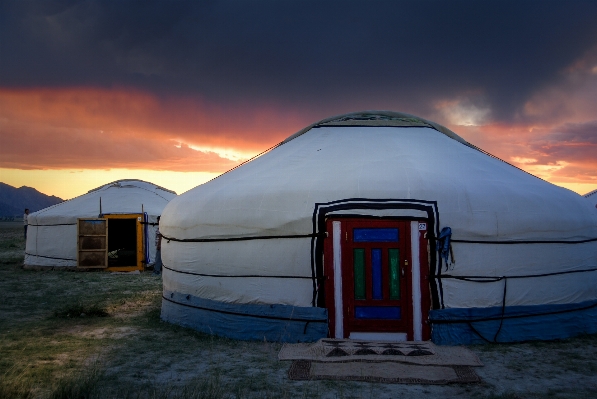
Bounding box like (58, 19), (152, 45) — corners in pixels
(54, 303), (109, 318)
(0, 256), (24, 265)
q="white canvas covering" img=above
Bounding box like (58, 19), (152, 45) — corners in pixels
(585, 189), (597, 210)
(161, 112), (597, 313)
(25, 180), (176, 268)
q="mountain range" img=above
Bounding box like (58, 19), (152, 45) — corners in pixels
(0, 183), (63, 218)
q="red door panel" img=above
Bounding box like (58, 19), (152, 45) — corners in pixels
(342, 219), (412, 338)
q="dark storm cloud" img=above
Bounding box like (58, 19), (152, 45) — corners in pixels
(2, 0), (597, 121)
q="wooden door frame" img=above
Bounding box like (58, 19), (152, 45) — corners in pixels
(324, 217), (431, 341)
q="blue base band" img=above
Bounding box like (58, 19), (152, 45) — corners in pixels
(430, 300), (597, 345)
(161, 290), (328, 343)
(161, 290), (597, 345)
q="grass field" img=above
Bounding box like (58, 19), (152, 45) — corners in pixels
(1, 223), (596, 398)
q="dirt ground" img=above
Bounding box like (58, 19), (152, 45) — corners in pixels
(1, 222), (596, 398)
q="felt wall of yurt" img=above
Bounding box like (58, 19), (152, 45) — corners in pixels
(586, 189), (597, 210)
(25, 180), (176, 271)
(159, 112), (597, 344)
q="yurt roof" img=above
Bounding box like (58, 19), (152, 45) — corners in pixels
(281, 111), (475, 148)
(219, 111), (527, 182)
(29, 179), (176, 225)
(87, 179), (176, 195)
(162, 111), (597, 243)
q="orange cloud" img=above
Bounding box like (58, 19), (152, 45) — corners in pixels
(0, 87), (308, 171)
(0, 123), (238, 172)
(452, 121), (597, 189)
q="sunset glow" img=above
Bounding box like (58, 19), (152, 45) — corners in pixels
(0, 168), (221, 199)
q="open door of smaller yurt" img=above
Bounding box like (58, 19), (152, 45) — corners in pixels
(77, 213), (145, 272)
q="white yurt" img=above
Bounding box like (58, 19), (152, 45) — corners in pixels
(25, 179), (176, 272)
(160, 112), (597, 345)
(586, 189), (597, 209)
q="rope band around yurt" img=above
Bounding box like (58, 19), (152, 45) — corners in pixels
(27, 223), (76, 226)
(25, 252), (77, 261)
(451, 237), (597, 244)
(160, 232), (326, 243)
(430, 300), (597, 325)
(161, 294), (328, 323)
(432, 266), (597, 282)
(161, 263), (315, 279)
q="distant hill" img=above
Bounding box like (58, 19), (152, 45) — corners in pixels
(0, 183), (63, 218)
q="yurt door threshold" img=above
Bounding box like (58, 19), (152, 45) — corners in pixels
(77, 214), (145, 272)
(324, 218), (430, 341)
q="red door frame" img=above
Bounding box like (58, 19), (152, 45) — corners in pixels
(324, 217), (431, 340)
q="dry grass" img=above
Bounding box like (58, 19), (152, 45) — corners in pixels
(1, 223), (597, 398)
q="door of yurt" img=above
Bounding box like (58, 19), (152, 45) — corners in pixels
(77, 214), (144, 272)
(104, 214), (144, 272)
(77, 218), (108, 269)
(325, 218), (431, 341)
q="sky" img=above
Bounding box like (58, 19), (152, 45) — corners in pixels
(1, 0), (597, 199)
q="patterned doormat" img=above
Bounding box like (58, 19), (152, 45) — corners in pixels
(288, 360), (481, 384)
(278, 339), (482, 366)
(281, 339), (482, 384)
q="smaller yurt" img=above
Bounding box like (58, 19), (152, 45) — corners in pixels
(25, 179), (176, 272)
(159, 111), (597, 345)
(586, 189), (597, 209)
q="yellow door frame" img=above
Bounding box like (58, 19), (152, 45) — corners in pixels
(103, 213), (144, 272)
